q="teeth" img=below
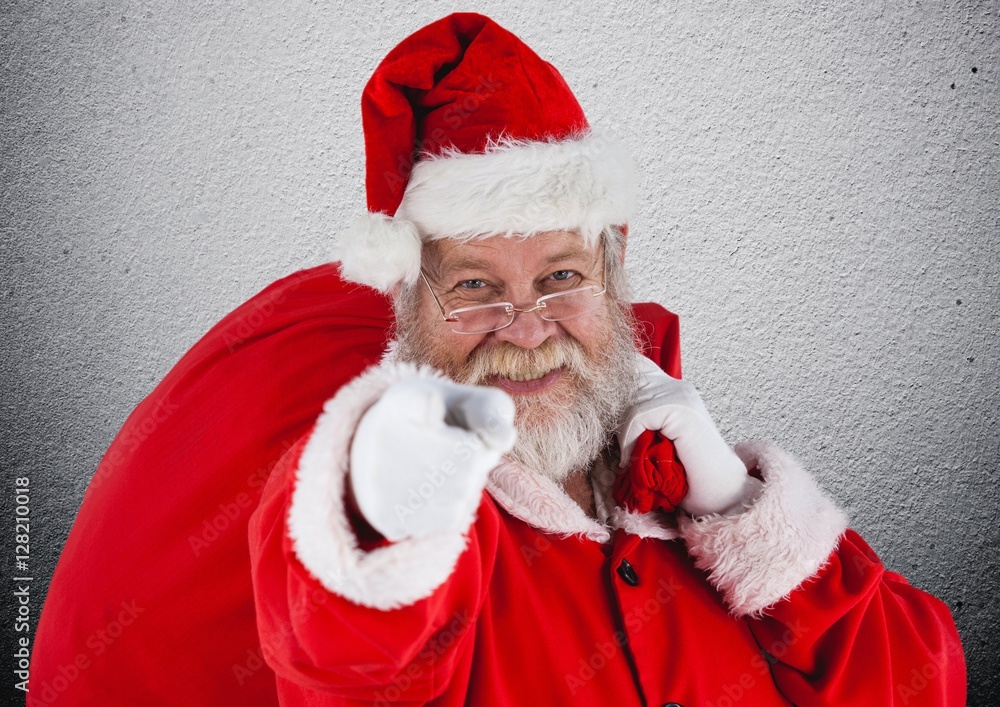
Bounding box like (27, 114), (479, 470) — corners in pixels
(507, 369), (551, 382)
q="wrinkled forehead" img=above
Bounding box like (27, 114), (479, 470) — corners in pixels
(423, 230), (601, 280)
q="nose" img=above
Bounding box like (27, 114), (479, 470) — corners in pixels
(491, 302), (559, 349)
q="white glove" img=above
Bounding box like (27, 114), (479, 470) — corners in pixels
(618, 354), (761, 517)
(350, 377), (517, 541)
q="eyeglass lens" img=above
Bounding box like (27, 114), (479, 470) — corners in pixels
(450, 286), (602, 334)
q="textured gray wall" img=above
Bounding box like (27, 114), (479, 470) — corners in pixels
(2, 0), (997, 703)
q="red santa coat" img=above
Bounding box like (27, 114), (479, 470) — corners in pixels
(248, 360), (967, 706)
(29, 265), (392, 705)
(27, 265), (681, 706)
(29, 262), (965, 705)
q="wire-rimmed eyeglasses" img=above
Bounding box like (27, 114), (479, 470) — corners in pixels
(419, 258), (607, 335)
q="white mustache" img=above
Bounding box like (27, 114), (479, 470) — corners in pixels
(461, 339), (589, 384)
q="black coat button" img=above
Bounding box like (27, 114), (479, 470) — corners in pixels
(661, 703), (684, 707)
(617, 558), (639, 586)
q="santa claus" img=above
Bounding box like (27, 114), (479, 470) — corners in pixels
(31, 12), (965, 707)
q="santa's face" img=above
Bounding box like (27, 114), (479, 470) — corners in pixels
(394, 230), (639, 481)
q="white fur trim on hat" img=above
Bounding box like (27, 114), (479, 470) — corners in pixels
(337, 131), (636, 292)
(677, 441), (849, 617)
(399, 131), (637, 241)
(286, 361), (470, 610)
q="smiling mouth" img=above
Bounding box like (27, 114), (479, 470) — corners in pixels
(506, 368), (554, 382)
(490, 367), (564, 394)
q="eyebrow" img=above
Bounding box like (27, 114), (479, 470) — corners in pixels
(542, 248), (590, 265)
(436, 247), (593, 278)
(437, 257), (494, 276)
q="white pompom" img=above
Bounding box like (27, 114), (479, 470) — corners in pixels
(334, 213), (423, 292)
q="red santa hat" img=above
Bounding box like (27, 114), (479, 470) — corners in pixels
(336, 12), (638, 292)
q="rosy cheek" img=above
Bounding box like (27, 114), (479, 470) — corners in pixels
(560, 307), (614, 349)
(443, 331), (488, 362)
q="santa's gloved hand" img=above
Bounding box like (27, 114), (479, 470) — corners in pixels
(350, 377), (516, 541)
(618, 354), (761, 517)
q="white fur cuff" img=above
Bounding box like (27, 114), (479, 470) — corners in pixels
(678, 441), (849, 617)
(287, 362), (469, 610)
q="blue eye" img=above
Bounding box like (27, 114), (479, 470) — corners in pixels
(457, 279), (486, 290)
(550, 270), (577, 281)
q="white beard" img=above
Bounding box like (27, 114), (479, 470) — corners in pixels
(394, 304), (640, 482)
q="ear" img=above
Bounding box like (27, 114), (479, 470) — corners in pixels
(615, 223), (629, 267)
